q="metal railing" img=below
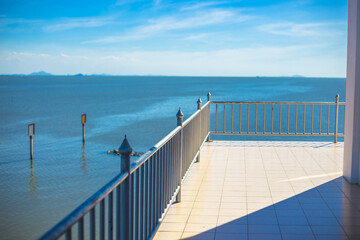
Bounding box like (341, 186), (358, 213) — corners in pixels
(39, 92), (345, 240)
(38, 98), (211, 240)
(211, 94), (345, 143)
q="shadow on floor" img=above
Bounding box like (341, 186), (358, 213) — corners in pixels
(182, 177), (360, 240)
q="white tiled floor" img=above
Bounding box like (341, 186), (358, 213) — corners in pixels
(153, 141), (360, 240)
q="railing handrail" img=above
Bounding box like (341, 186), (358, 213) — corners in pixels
(39, 172), (128, 240)
(212, 101), (345, 105)
(38, 95), (211, 240)
(210, 95), (345, 143)
(183, 101), (210, 127)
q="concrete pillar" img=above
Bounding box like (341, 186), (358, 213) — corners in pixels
(343, 0), (360, 184)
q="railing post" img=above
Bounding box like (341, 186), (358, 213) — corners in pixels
(334, 93), (340, 143)
(197, 98), (202, 163)
(197, 98), (202, 110)
(118, 135), (133, 240)
(207, 92), (211, 141)
(176, 108), (183, 203)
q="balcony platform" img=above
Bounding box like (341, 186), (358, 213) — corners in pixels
(154, 141), (360, 240)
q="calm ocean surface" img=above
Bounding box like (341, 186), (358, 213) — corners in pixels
(0, 76), (345, 240)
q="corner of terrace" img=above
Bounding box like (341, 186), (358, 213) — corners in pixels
(38, 90), (360, 240)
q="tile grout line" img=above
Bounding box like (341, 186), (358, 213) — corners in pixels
(258, 145), (284, 240)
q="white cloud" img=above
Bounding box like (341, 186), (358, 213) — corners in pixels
(86, 9), (251, 44)
(180, 1), (226, 11)
(43, 16), (116, 32)
(258, 22), (345, 37)
(184, 33), (211, 41)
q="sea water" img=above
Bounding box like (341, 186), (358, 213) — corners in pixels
(0, 76), (345, 240)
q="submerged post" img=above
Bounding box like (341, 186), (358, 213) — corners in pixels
(28, 123), (35, 160)
(81, 114), (86, 144)
(176, 108), (183, 203)
(118, 135), (133, 240)
(334, 94), (339, 143)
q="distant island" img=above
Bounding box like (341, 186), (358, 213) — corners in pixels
(29, 71), (53, 76)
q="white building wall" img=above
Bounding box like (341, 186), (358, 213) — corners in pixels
(344, 0), (360, 184)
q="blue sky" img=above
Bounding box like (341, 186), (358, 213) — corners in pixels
(0, 0), (348, 77)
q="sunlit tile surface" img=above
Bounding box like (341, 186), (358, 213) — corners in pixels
(154, 141), (360, 240)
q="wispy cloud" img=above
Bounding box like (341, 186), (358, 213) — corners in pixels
(258, 22), (345, 37)
(184, 33), (211, 41)
(180, 1), (226, 11)
(85, 9), (251, 44)
(43, 16), (116, 32)
(0, 17), (43, 31)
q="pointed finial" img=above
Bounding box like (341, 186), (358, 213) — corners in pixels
(118, 135), (133, 156)
(176, 107), (184, 126)
(207, 92), (211, 101)
(176, 107), (184, 118)
(197, 98), (202, 110)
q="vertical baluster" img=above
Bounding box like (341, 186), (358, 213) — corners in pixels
(287, 104), (290, 134)
(78, 217), (84, 240)
(303, 104), (306, 134)
(239, 104), (242, 133)
(146, 161), (150, 238)
(327, 105), (330, 135)
(223, 104), (226, 133)
(116, 185), (120, 240)
(231, 104), (234, 133)
(162, 147), (166, 215)
(100, 199), (105, 240)
(155, 153), (159, 226)
(149, 157), (153, 233)
(108, 192), (113, 240)
(311, 104), (314, 135)
(295, 104), (298, 134)
(255, 104), (258, 134)
(279, 104), (282, 134)
(319, 105), (322, 134)
(131, 174), (135, 240)
(247, 104), (250, 134)
(263, 104), (266, 134)
(216, 104), (218, 133)
(136, 170), (140, 240)
(271, 104), (274, 134)
(90, 208), (95, 240)
(65, 228), (72, 240)
(142, 164), (146, 240)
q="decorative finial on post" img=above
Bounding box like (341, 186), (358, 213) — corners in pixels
(207, 92), (211, 102)
(119, 135), (133, 172)
(197, 98), (202, 110)
(176, 107), (184, 126)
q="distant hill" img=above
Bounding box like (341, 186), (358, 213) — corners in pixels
(29, 71), (52, 76)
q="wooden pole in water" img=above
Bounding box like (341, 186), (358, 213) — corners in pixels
(81, 114), (86, 144)
(28, 123), (35, 160)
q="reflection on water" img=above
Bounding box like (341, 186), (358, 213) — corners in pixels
(28, 159), (38, 199)
(81, 144), (87, 174)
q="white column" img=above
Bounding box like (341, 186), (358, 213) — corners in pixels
(343, 0), (360, 184)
